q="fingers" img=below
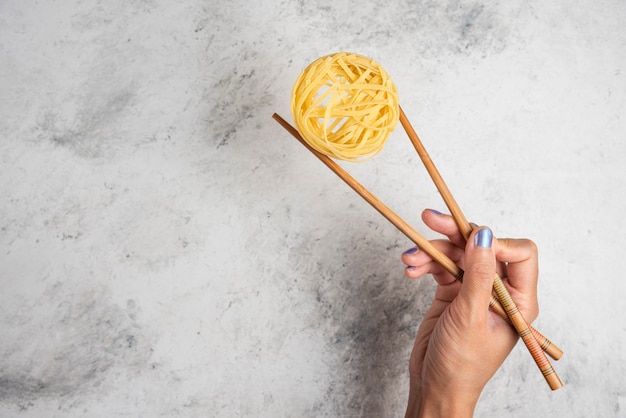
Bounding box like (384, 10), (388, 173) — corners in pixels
(401, 208), (466, 283)
(456, 227), (497, 314)
(421, 209), (467, 248)
(495, 237), (540, 320)
(419, 209), (515, 279)
(495, 238), (539, 290)
(402, 240), (464, 284)
(400, 211), (540, 323)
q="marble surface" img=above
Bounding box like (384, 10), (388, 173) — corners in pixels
(1, 0), (625, 416)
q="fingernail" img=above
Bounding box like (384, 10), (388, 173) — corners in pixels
(429, 209), (442, 215)
(403, 247), (418, 255)
(474, 228), (493, 248)
(406, 265), (416, 271)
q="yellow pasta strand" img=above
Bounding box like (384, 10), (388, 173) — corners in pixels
(291, 52), (400, 161)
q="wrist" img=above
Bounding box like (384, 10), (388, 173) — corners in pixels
(405, 378), (479, 418)
(413, 396), (477, 418)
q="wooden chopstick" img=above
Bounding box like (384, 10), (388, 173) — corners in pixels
(398, 107), (563, 390)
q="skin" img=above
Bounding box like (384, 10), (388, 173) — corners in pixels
(401, 209), (539, 418)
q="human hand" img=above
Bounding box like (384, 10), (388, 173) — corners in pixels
(401, 209), (539, 418)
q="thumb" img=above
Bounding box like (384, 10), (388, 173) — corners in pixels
(458, 227), (497, 313)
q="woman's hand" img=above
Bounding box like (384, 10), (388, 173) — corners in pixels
(401, 209), (539, 418)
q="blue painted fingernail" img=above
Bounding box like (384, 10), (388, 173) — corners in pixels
(429, 209), (442, 215)
(474, 228), (493, 248)
(406, 265), (416, 271)
(403, 247), (418, 255)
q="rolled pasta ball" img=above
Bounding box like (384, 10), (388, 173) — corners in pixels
(291, 52), (399, 161)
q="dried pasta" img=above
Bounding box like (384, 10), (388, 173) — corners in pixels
(291, 52), (399, 161)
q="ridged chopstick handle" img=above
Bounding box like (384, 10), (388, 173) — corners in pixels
(492, 274), (563, 390)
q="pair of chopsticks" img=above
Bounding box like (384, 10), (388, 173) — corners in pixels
(273, 110), (563, 390)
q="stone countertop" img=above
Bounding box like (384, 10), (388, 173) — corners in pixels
(1, 1), (625, 416)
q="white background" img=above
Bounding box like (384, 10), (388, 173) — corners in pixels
(1, 1), (625, 416)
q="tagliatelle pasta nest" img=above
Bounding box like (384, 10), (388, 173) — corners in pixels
(291, 52), (399, 161)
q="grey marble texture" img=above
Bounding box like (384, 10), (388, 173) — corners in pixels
(1, 0), (625, 416)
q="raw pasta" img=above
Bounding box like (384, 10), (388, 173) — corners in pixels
(291, 52), (399, 161)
